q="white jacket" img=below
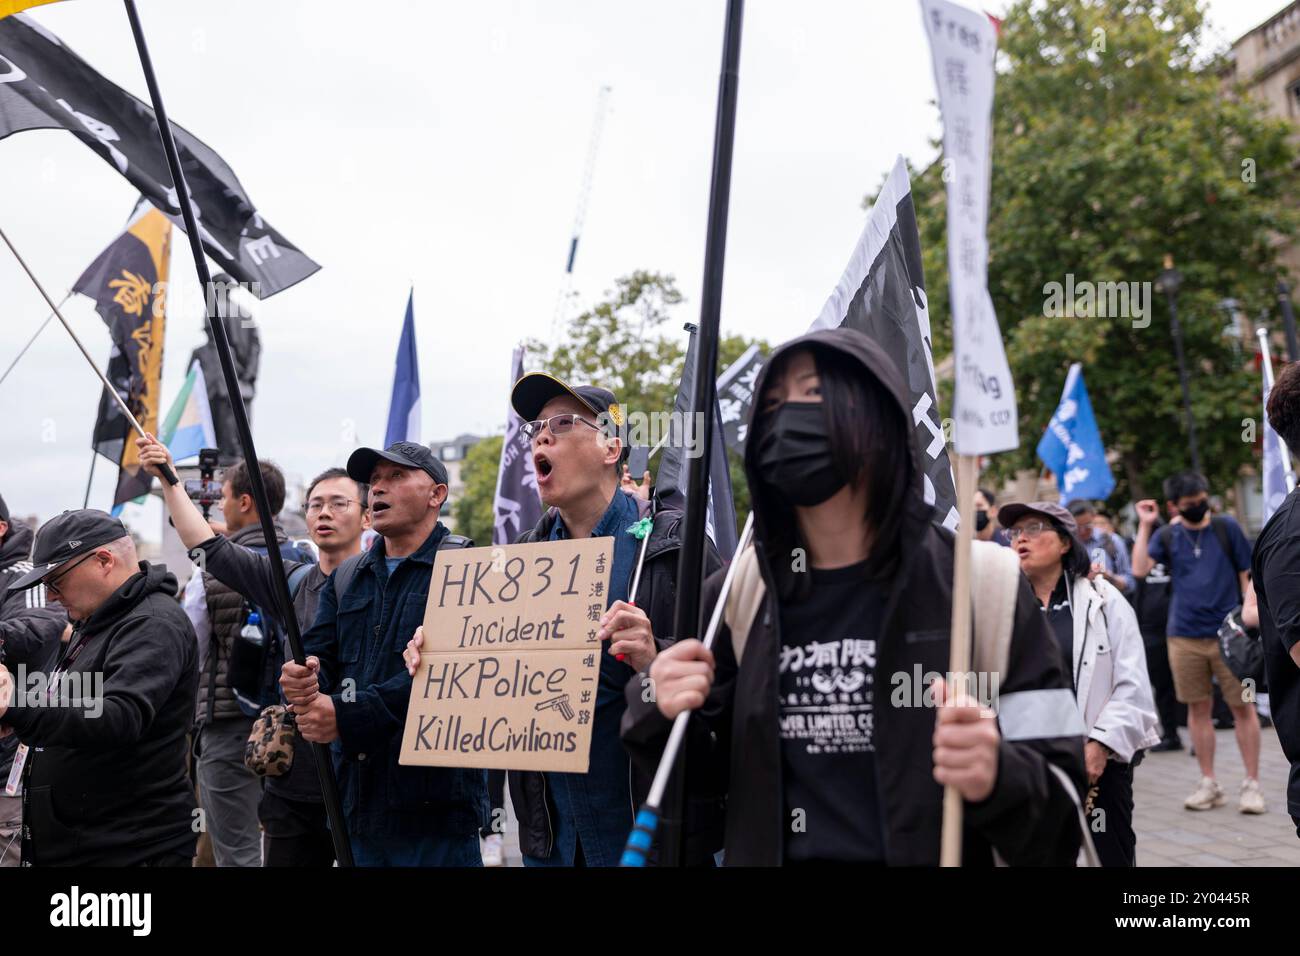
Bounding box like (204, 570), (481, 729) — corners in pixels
(1067, 573), (1161, 763)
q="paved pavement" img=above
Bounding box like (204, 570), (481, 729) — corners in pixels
(480, 725), (1298, 868)
(1134, 725), (1298, 867)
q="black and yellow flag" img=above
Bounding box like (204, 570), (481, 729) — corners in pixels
(75, 203), (172, 506)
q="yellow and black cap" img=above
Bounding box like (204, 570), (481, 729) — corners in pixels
(510, 372), (623, 429)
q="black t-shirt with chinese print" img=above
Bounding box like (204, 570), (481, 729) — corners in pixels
(778, 560), (886, 864)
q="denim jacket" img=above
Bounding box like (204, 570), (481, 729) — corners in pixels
(302, 522), (488, 839)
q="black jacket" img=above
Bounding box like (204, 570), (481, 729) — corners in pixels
(621, 327), (1086, 866)
(302, 522), (488, 839)
(4, 562), (198, 866)
(194, 532), (329, 805)
(0, 522), (67, 780)
(194, 523), (313, 723)
(507, 497), (723, 862)
(0, 523), (67, 666)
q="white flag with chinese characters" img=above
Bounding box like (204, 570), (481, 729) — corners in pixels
(920, 0), (1019, 455)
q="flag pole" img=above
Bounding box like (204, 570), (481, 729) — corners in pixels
(1258, 327), (1297, 493)
(621, 513), (754, 867)
(661, 0), (744, 867)
(83, 449), (98, 510)
(940, 452), (979, 867)
(0, 292), (71, 389)
(0, 226), (178, 488)
(122, 0), (354, 866)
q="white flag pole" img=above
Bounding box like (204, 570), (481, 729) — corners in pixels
(921, 0), (1016, 866)
(1259, 327), (1297, 493)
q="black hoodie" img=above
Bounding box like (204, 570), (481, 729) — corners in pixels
(0, 522), (67, 667)
(3, 561), (199, 866)
(622, 327), (1086, 866)
(0, 521), (67, 782)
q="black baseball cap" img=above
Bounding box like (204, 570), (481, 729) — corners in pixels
(510, 372), (621, 427)
(7, 509), (128, 591)
(346, 441), (449, 487)
(0, 493), (9, 523)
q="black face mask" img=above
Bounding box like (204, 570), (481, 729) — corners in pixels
(756, 402), (846, 507)
(1179, 500), (1210, 524)
(975, 509), (990, 532)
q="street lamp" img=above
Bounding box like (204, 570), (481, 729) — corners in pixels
(1219, 298), (1242, 362)
(1156, 254), (1202, 474)
(1277, 280), (1300, 362)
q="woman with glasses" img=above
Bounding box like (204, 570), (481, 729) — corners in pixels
(1000, 501), (1160, 867)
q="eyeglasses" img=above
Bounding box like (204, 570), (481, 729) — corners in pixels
(521, 414), (600, 441)
(306, 496), (358, 515)
(45, 550), (99, 597)
(1006, 521), (1053, 543)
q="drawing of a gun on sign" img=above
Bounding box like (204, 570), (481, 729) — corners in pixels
(535, 694), (575, 721)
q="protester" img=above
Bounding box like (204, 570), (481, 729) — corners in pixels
(1130, 503), (1182, 752)
(621, 328), (1086, 865)
(140, 437), (366, 867)
(177, 455), (305, 867)
(1250, 360), (1300, 837)
(405, 375), (722, 866)
(1132, 473), (1263, 813)
(280, 441), (488, 866)
(1002, 501), (1159, 866)
(0, 494), (68, 866)
(620, 464), (652, 502)
(0, 510), (197, 866)
(974, 486), (1009, 546)
(1068, 498), (1134, 595)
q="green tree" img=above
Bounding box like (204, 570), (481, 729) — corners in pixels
(454, 434), (503, 548)
(527, 271), (687, 419)
(895, 0), (1297, 503)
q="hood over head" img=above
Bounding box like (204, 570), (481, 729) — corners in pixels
(741, 326), (929, 599)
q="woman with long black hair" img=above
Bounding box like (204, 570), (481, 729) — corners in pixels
(621, 327), (1086, 866)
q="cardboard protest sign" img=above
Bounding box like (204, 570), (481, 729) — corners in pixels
(399, 537), (612, 773)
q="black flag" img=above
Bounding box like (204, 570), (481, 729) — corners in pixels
(810, 155), (958, 528)
(716, 343), (764, 454)
(0, 13), (319, 298)
(654, 324), (739, 561)
(493, 347), (543, 545)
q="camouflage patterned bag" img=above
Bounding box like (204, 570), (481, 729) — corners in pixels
(244, 705), (296, 777)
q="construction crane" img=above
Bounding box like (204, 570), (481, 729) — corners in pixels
(551, 84), (612, 337)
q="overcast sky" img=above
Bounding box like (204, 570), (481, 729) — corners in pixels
(0, 0), (1285, 538)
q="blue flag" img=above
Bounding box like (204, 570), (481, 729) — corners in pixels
(1037, 363), (1114, 501)
(384, 290), (421, 446)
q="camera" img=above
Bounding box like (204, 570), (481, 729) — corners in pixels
(184, 447), (222, 519)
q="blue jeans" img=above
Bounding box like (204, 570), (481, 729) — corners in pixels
(351, 831), (482, 867)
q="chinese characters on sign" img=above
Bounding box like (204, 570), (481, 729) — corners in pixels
(921, 0), (1019, 455)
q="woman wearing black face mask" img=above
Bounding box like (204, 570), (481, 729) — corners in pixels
(621, 327), (1086, 866)
(974, 487), (1010, 546)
